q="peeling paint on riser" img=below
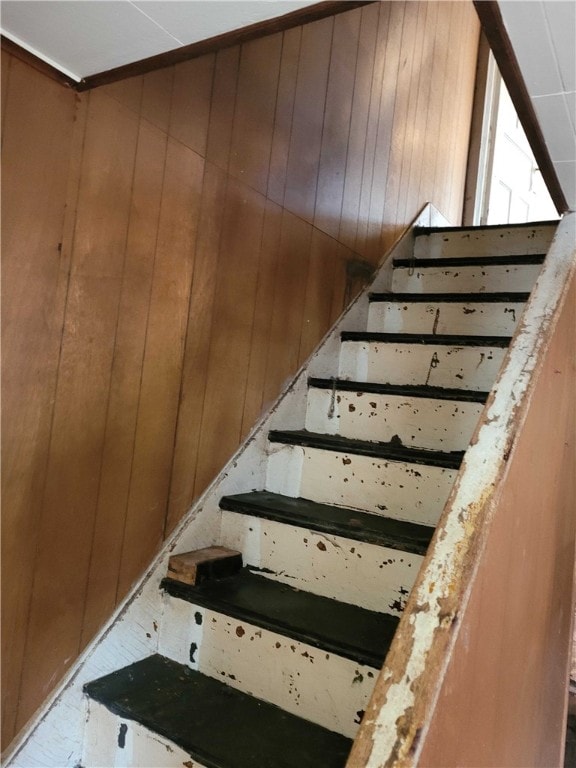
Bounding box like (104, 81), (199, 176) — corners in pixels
(339, 341), (506, 391)
(219, 512), (422, 614)
(305, 387), (483, 451)
(392, 264), (542, 293)
(367, 300), (525, 336)
(84, 701), (199, 768)
(157, 601), (377, 738)
(413, 224), (555, 258)
(266, 445), (456, 525)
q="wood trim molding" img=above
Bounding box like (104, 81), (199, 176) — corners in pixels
(79, 1), (374, 91)
(473, 0), (568, 214)
(1, 36), (79, 90)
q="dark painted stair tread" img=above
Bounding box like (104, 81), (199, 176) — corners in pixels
(84, 654), (352, 768)
(268, 429), (463, 469)
(369, 291), (530, 303)
(393, 254), (545, 268)
(308, 377), (489, 403)
(414, 220), (557, 233)
(341, 330), (511, 347)
(162, 568), (398, 668)
(220, 491), (433, 555)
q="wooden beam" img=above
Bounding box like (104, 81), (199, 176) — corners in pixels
(1, 36), (79, 90)
(79, 1), (374, 92)
(473, 0), (568, 214)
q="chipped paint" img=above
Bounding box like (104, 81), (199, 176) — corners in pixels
(347, 214), (573, 767)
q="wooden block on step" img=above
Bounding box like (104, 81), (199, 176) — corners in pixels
(167, 546), (242, 586)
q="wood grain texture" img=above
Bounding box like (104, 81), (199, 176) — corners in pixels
(0, 58), (78, 748)
(1, 4), (480, 748)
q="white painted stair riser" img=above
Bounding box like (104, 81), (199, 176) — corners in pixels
(413, 225), (555, 259)
(83, 702), (200, 768)
(392, 263), (542, 293)
(305, 387), (484, 451)
(266, 444), (456, 526)
(339, 340), (507, 391)
(157, 600), (377, 738)
(367, 299), (526, 336)
(219, 512), (422, 614)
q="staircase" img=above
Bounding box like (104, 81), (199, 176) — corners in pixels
(76, 219), (557, 768)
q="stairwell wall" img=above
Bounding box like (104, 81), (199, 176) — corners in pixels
(1, 1), (480, 749)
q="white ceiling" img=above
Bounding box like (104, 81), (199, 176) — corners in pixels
(499, 1), (576, 210)
(1, 0), (574, 210)
(0, 1), (317, 80)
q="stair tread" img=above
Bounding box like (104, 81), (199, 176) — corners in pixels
(368, 291), (530, 303)
(162, 568), (398, 668)
(85, 654), (352, 768)
(308, 377), (489, 403)
(341, 330), (511, 347)
(220, 491), (433, 554)
(414, 220), (558, 234)
(393, 254), (545, 268)
(268, 429), (463, 469)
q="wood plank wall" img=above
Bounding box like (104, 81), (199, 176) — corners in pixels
(1, 2), (479, 749)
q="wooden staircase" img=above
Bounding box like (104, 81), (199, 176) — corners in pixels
(78, 220), (556, 767)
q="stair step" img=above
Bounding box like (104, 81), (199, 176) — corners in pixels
(367, 292), (528, 336)
(308, 378), (489, 403)
(369, 291), (530, 302)
(341, 331), (511, 347)
(413, 222), (556, 258)
(268, 429), (463, 469)
(84, 654), (353, 768)
(219, 492), (426, 614)
(161, 568), (397, 669)
(266, 436), (457, 526)
(339, 334), (508, 391)
(220, 491), (433, 554)
(305, 380), (485, 451)
(391, 258), (543, 293)
(393, 254), (545, 268)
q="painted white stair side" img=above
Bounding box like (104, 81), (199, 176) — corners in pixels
(392, 262), (543, 293)
(219, 511), (423, 613)
(367, 296), (527, 336)
(339, 338), (508, 391)
(84, 702), (200, 768)
(413, 223), (557, 259)
(305, 384), (485, 451)
(157, 599), (378, 738)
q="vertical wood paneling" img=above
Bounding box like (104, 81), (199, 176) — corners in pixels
(267, 27), (302, 207)
(283, 16), (333, 222)
(166, 162), (227, 535)
(15, 89), (141, 729)
(117, 139), (204, 598)
(338, 2), (379, 251)
(263, 210), (313, 403)
(1, 4), (480, 747)
(313, 9), (361, 239)
(206, 46), (240, 169)
(240, 200), (283, 434)
(229, 35), (283, 195)
(80, 120), (168, 646)
(169, 56), (215, 156)
(193, 179), (267, 495)
(141, 67), (174, 133)
(0, 59), (78, 747)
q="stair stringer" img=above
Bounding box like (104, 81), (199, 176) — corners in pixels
(347, 213), (575, 767)
(3, 202), (450, 768)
